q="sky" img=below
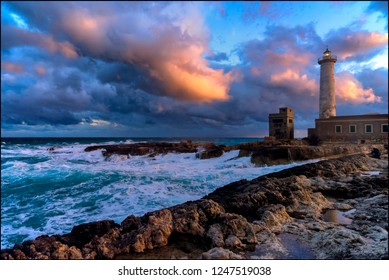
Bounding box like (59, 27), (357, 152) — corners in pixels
(1, 1), (388, 138)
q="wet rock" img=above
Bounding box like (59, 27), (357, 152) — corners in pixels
(1, 152), (387, 260)
(85, 142), (202, 157)
(196, 144), (225, 159)
(69, 220), (120, 247)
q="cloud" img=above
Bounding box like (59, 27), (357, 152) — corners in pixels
(336, 71), (382, 104)
(6, 1), (234, 103)
(35, 66), (46, 75)
(205, 51), (228, 62)
(366, 1), (388, 18)
(1, 62), (25, 73)
(270, 69), (317, 95)
(325, 28), (388, 62)
(1, 25), (78, 58)
(1, 2), (387, 137)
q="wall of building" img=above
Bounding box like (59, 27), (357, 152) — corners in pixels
(313, 114), (388, 143)
(269, 107), (294, 140)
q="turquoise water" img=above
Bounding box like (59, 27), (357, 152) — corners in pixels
(1, 137), (312, 249)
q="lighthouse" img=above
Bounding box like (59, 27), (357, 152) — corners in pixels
(318, 48), (337, 119)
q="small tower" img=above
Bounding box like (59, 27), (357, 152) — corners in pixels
(269, 107), (294, 140)
(318, 47), (337, 119)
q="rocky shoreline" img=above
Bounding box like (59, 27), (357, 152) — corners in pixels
(1, 144), (387, 260)
(83, 140), (384, 166)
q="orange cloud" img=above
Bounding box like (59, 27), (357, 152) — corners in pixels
(336, 72), (382, 104)
(41, 36), (78, 58)
(158, 61), (233, 102)
(270, 69), (317, 94)
(337, 32), (388, 60)
(56, 4), (233, 103)
(35, 66), (46, 75)
(3, 26), (78, 59)
(1, 62), (25, 73)
(266, 52), (312, 67)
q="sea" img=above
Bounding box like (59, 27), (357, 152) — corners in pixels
(1, 137), (316, 249)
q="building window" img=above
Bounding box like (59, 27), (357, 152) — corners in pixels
(365, 124), (373, 133)
(382, 124), (388, 133)
(349, 125), (357, 133)
(289, 119), (293, 123)
(335, 125), (342, 133)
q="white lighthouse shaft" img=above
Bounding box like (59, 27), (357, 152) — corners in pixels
(318, 49), (337, 119)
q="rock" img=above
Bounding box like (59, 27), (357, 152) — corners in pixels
(197, 199), (225, 220)
(85, 142), (203, 157)
(121, 215), (142, 232)
(69, 220), (120, 247)
(202, 247), (243, 260)
(333, 203), (353, 210)
(307, 221), (328, 231)
(127, 209), (174, 252)
(225, 235), (243, 248)
(196, 144), (225, 159)
(261, 204), (292, 229)
(50, 242), (71, 259)
(1, 153), (387, 260)
(47, 146), (62, 151)
(172, 203), (206, 237)
(206, 224), (225, 247)
(310, 227), (368, 259)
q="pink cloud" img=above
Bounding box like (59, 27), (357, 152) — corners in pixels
(329, 30), (388, 61)
(270, 69), (318, 95)
(336, 72), (382, 104)
(54, 3), (234, 102)
(35, 66), (46, 75)
(2, 26), (78, 58)
(1, 62), (25, 73)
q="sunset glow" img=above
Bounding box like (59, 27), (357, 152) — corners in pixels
(1, 1), (387, 137)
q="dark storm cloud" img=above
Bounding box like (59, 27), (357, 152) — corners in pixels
(2, 91), (80, 125)
(1, 25), (78, 58)
(5, 1), (234, 102)
(1, 2), (387, 137)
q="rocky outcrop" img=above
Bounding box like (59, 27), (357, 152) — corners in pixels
(84, 141), (201, 157)
(242, 143), (383, 166)
(1, 153), (387, 260)
(196, 144), (225, 159)
(84, 141), (385, 166)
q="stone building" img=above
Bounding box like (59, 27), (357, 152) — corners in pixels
(269, 107), (294, 140)
(308, 48), (388, 143)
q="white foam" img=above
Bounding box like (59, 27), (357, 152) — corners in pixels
(1, 142), (319, 249)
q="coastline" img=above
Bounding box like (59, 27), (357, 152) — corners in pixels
(1, 143), (387, 259)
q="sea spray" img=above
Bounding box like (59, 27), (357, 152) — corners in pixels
(1, 137), (317, 249)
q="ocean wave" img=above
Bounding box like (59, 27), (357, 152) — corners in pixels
(1, 140), (317, 248)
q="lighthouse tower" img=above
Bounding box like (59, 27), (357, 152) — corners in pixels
(318, 48), (337, 119)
